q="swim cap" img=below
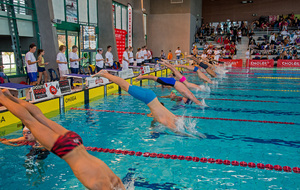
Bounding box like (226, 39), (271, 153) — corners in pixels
(23, 126), (30, 131)
(171, 90), (178, 96)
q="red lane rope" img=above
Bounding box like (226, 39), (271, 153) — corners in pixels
(70, 108), (295, 125)
(226, 72), (254, 75)
(84, 146), (300, 174)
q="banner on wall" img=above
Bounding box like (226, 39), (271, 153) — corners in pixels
(66, 0), (78, 23)
(128, 4), (133, 47)
(277, 60), (300, 67)
(115, 28), (127, 62)
(219, 59), (243, 67)
(246, 59), (274, 68)
(80, 26), (96, 52)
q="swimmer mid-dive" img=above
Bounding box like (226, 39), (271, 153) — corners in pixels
(93, 70), (206, 139)
(0, 89), (124, 190)
(134, 74), (205, 106)
(174, 65), (213, 84)
(160, 60), (210, 93)
(160, 90), (193, 105)
(187, 56), (217, 78)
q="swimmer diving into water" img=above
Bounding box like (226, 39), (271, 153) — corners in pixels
(160, 59), (210, 93)
(187, 56), (217, 78)
(0, 89), (124, 190)
(174, 64), (213, 84)
(93, 70), (206, 139)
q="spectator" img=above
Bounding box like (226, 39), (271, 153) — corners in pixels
(160, 50), (166, 59)
(136, 48), (143, 66)
(128, 47), (134, 66)
(122, 47), (129, 70)
(105, 46), (114, 69)
(69, 45), (84, 75)
(175, 47), (181, 59)
(25, 43), (40, 85)
(237, 29), (242, 44)
(167, 50), (173, 60)
(142, 46), (148, 63)
(56, 45), (68, 81)
(95, 48), (104, 72)
(245, 48), (250, 59)
(269, 33), (276, 44)
(36, 49), (48, 85)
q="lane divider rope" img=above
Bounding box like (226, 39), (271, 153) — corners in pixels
(70, 108), (295, 125)
(257, 77), (300, 80)
(217, 88), (300, 92)
(84, 146), (300, 174)
(1, 138), (298, 174)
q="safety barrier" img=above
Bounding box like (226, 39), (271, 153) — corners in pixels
(84, 146), (300, 174)
(70, 108), (295, 125)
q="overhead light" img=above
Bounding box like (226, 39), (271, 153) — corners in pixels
(241, 1), (247, 3)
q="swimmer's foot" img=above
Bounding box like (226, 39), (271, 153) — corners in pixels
(2, 88), (13, 97)
(92, 70), (109, 78)
(135, 74), (143, 81)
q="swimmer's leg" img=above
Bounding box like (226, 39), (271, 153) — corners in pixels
(196, 70), (213, 84)
(206, 67), (217, 78)
(94, 70), (130, 92)
(2, 89), (68, 135)
(174, 82), (204, 106)
(135, 74), (158, 82)
(0, 91), (58, 150)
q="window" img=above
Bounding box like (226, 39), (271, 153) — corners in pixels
(2, 52), (17, 76)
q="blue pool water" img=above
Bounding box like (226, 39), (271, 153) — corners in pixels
(1, 68), (300, 189)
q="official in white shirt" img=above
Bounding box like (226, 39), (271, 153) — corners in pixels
(142, 46), (148, 63)
(95, 48), (105, 72)
(175, 47), (181, 59)
(122, 47), (129, 70)
(105, 46), (114, 69)
(147, 49), (152, 62)
(129, 47), (134, 66)
(25, 43), (40, 85)
(56, 45), (69, 81)
(69, 45), (84, 75)
(136, 48), (143, 66)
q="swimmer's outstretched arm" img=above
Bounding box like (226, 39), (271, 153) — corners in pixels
(175, 64), (212, 84)
(0, 137), (24, 147)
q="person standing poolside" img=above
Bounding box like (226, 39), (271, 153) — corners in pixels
(69, 45), (84, 75)
(167, 50), (173, 60)
(25, 43), (40, 85)
(105, 46), (114, 69)
(161, 50), (166, 59)
(142, 46), (149, 63)
(56, 45), (69, 81)
(129, 47), (134, 66)
(36, 49), (48, 85)
(136, 48), (143, 66)
(0, 89), (124, 190)
(175, 47), (181, 59)
(95, 48), (105, 72)
(122, 47), (129, 70)
(92, 70), (206, 139)
(147, 49), (153, 62)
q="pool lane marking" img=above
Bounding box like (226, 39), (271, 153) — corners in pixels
(70, 108), (295, 125)
(111, 94), (279, 103)
(217, 88), (300, 92)
(257, 77), (300, 80)
(84, 147), (300, 174)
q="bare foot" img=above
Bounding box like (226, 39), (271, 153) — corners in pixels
(2, 89), (12, 97)
(92, 70), (108, 78)
(135, 74), (143, 81)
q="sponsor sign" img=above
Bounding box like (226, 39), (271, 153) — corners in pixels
(219, 59), (243, 67)
(128, 4), (132, 47)
(277, 60), (300, 67)
(247, 59), (274, 68)
(115, 29), (127, 62)
(59, 80), (71, 94)
(32, 85), (48, 101)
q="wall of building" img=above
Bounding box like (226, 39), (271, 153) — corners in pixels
(147, 0), (202, 57)
(202, 0), (300, 23)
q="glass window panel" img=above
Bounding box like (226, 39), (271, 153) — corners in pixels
(89, 0), (97, 24)
(52, 0), (65, 21)
(79, 0), (88, 24)
(115, 5), (121, 29)
(122, 6), (127, 31)
(2, 52), (17, 75)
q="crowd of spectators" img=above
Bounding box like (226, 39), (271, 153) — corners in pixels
(248, 29), (300, 60)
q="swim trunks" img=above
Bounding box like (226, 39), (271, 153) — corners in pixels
(157, 77), (176, 87)
(199, 62), (209, 69)
(51, 131), (83, 158)
(179, 76), (187, 83)
(193, 66), (199, 72)
(128, 85), (156, 105)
